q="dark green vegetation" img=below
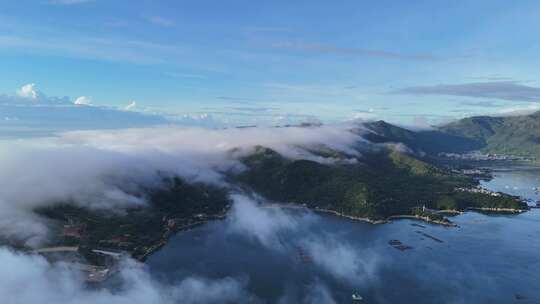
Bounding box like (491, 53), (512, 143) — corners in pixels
(35, 177), (230, 262)
(365, 111), (540, 160)
(235, 146), (527, 221)
(434, 192), (526, 211)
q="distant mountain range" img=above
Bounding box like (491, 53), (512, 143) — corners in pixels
(364, 111), (540, 160)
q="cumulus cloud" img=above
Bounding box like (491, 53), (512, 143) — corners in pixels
(0, 85), (167, 138)
(393, 81), (540, 102)
(0, 247), (250, 304)
(17, 83), (41, 99)
(74, 96), (92, 106)
(124, 101), (136, 110)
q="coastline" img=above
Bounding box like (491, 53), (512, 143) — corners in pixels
(262, 203), (458, 226)
(136, 194), (533, 262)
(466, 207), (528, 214)
(134, 213), (228, 262)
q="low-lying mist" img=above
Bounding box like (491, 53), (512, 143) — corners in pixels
(0, 123), (382, 303)
(0, 124), (366, 246)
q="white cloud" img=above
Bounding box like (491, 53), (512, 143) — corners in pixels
(148, 16), (176, 27)
(16, 83), (40, 99)
(0, 122), (381, 302)
(350, 109), (377, 122)
(0, 85), (167, 137)
(394, 81), (540, 102)
(226, 195), (380, 283)
(227, 194), (307, 249)
(0, 123), (365, 245)
(48, 0), (93, 5)
(496, 102), (540, 116)
(302, 237), (379, 283)
(0, 247), (250, 304)
(300, 282), (337, 304)
(125, 101), (136, 110)
(74, 96), (92, 105)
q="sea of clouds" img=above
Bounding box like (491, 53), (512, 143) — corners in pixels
(0, 121), (382, 303)
(0, 193), (383, 304)
(0, 124), (367, 246)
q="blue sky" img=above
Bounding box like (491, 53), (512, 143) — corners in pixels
(1, 0), (540, 130)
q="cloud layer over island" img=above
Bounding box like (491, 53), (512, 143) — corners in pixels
(0, 122), (368, 245)
(0, 121), (379, 303)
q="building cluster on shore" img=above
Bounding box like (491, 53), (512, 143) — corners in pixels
(455, 186), (502, 197)
(461, 169), (484, 175)
(439, 152), (532, 161)
(32, 246), (124, 283)
(30, 209), (231, 285)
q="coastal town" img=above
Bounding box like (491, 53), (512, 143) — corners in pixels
(439, 151), (534, 162)
(454, 186), (503, 197)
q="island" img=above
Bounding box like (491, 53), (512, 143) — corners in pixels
(20, 115), (536, 282)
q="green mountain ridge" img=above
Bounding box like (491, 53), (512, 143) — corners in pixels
(440, 111), (540, 159)
(235, 146), (524, 221)
(363, 111), (540, 160)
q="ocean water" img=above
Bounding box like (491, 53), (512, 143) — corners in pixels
(147, 167), (540, 303)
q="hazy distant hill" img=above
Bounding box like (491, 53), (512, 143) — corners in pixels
(363, 121), (482, 154)
(363, 111), (540, 160)
(440, 111), (540, 159)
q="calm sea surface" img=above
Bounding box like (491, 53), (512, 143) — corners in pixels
(147, 166), (540, 303)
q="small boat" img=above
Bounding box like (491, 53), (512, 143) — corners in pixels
(352, 293), (363, 301)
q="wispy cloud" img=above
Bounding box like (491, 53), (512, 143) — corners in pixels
(125, 100), (137, 110)
(148, 16), (176, 27)
(393, 81), (540, 102)
(458, 100), (501, 108)
(48, 0), (93, 5)
(243, 26), (292, 35)
(0, 248), (251, 304)
(268, 40), (436, 61)
(165, 72), (207, 79)
(0, 34), (187, 65)
(496, 102), (540, 116)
